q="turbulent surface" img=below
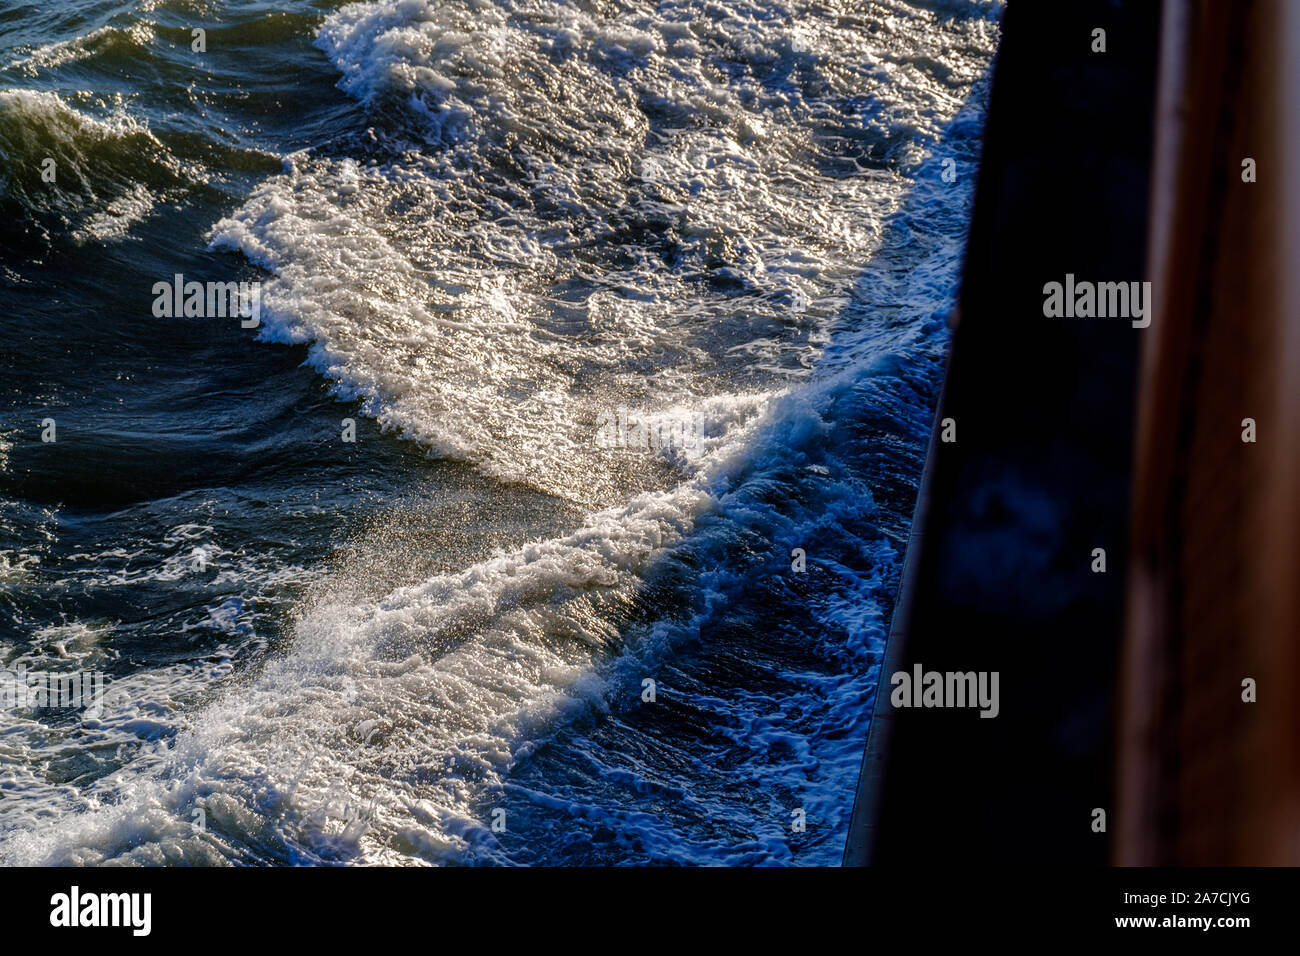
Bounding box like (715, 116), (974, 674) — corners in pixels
(0, 0), (999, 864)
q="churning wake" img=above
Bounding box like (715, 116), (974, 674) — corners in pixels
(0, 0), (999, 865)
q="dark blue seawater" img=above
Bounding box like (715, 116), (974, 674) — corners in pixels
(0, 0), (999, 864)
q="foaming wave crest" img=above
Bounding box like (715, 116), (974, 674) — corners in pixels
(0, 475), (722, 864)
(210, 0), (999, 503)
(0, 89), (186, 246)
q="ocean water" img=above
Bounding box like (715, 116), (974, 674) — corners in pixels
(0, 0), (1000, 865)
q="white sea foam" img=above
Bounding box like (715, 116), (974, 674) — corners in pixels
(1, 0), (1000, 864)
(209, 0), (998, 504)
